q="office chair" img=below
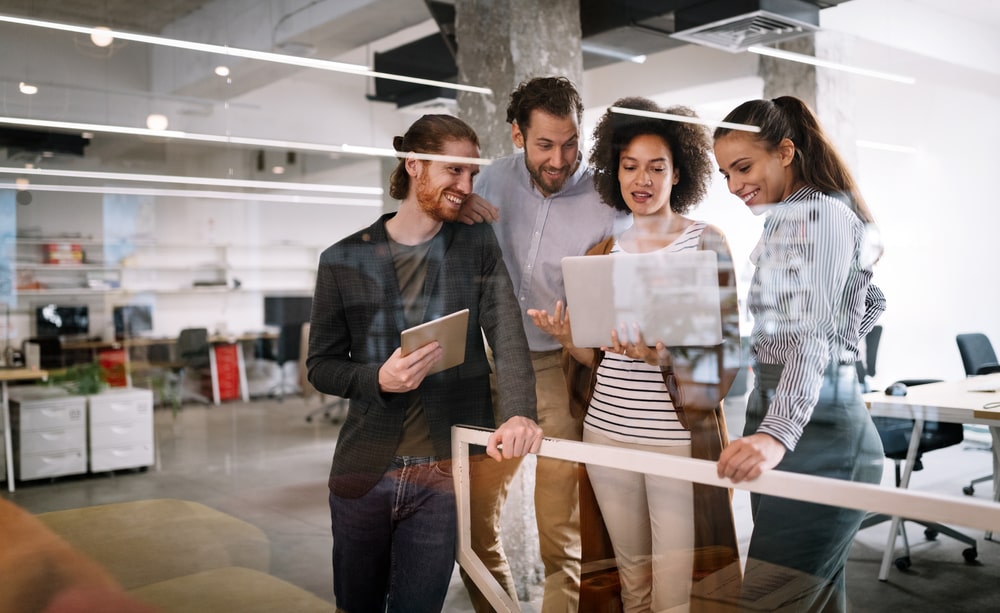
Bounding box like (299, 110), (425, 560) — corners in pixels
(955, 333), (1000, 498)
(270, 322), (303, 401)
(25, 337), (65, 370)
(855, 325), (882, 392)
(862, 378), (978, 570)
(299, 322), (347, 423)
(176, 328), (212, 405)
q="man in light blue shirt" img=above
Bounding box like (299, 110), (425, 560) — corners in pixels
(459, 76), (628, 613)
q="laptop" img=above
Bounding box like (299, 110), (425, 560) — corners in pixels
(561, 250), (723, 349)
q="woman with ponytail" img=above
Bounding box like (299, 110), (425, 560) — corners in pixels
(712, 96), (886, 611)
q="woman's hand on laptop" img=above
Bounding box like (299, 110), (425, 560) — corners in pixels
(606, 324), (665, 367)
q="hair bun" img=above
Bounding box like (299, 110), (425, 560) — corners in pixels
(392, 135), (405, 151)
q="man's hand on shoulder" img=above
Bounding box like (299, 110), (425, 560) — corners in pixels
(487, 415), (543, 461)
(457, 194), (500, 225)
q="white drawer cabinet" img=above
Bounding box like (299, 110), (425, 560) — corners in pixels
(10, 389), (88, 481)
(87, 388), (154, 472)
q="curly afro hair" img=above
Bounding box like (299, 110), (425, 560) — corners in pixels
(589, 97), (713, 215)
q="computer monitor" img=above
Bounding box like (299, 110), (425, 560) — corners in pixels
(113, 305), (154, 340)
(36, 304), (90, 338)
(264, 295), (312, 327)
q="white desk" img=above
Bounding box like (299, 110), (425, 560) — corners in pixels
(1, 367), (50, 493)
(864, 373), (1000, 580)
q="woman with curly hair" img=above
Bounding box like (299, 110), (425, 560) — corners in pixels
(529, 97), (741, 612)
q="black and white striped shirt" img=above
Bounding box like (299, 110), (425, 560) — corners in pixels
(583, 222), (709, 446)
(748, 187), (886, 450)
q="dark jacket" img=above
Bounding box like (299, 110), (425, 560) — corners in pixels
(307, 213), (536, 498)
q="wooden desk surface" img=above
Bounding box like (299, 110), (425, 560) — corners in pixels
(864, 373), (1000, 424)
(0, 368), (48, 383)
(63, 332), (277, 351)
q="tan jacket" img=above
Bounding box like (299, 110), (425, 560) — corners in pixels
(565, 233), (743, 603)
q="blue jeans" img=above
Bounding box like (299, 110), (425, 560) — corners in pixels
(330, 456), (456, 613)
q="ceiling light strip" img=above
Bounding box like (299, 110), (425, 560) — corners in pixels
(0, 166), (383, 195)
(0, 14), (492, 95)
(0, 116), (494, 164)
(747, 45), (916, 85)
(340, 144), (493, 165)
(609, 106), (761, 133)
(0, 182), (382, 206)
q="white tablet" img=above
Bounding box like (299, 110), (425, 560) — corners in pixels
(561, 250), (723, 349)
(401, 308), (470, 375)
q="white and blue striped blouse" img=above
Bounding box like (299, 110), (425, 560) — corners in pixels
(748, 186), (886, 450)
(582, 221), (709, 446)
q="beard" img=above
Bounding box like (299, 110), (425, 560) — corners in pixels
(415, 172), (461, 223)
(525, 156), (576, 197)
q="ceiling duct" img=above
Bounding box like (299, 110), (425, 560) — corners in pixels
(0, 128), (90, 160)
(367, 1), (457, 109)
(671, 0), (821, 53)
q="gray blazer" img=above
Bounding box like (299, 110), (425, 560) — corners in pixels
(307, 213), (536, 498)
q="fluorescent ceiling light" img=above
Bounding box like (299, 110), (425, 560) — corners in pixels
(0, 115), (495, 165)
(0, 182), (381, 206)
(18, 81), (38, 95)
(747, 45), (916, 85)
(340, 144), (493, 166)
(581, 42), (646, 64)
(0, 166), (383, 195)
(0, 14), (492, 96)
(856, 139), (918, 154)
(0, 115), (348, 156)
(609, 106), (761, 133)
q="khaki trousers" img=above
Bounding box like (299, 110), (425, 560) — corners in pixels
(462, 350), (583, 612)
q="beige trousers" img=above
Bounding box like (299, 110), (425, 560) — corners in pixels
(583, 428), (694, 613)
(462, 350), (583, 612)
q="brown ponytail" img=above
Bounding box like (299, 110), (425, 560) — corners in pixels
(714, 97), (875, 224)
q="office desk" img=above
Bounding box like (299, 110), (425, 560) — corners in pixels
(864, 373), (1000, 579)
(1, 368), (50, 493)
(63, 333), (276, 405)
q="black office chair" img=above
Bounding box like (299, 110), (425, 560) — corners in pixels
(270, 322), (303, 401)
(300, 322), (347, 424)
(25, 337), (65, 370)
(855, 325), (882, 393)
(955, 333), (999, 497)
(177, 328), (212, 405)
(863, 378), (978, 570)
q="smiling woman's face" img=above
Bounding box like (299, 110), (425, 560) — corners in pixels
(713, 131), (795, 214)
(618, 133), (678, 218)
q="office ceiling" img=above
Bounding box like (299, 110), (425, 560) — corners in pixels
(1, 0), (996, 182)
(0, 0), (212, 33)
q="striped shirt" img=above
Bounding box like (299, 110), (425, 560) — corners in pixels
(748, 187), (886, 450)
(583, 222), (708, 446)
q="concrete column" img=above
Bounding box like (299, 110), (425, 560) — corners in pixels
(453, 0), (584, 600)
(758, 33), (858, 171)
(454, 0), (583, 158)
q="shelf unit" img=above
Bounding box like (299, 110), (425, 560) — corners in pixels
(10, 239), (321, 296)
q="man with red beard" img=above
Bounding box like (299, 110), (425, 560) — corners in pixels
(458, 77), (630, 612)
(307, 114), (543, 613)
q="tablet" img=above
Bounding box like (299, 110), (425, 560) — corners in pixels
(562, 250), (723, 348)
(401, 308), (470, 375)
